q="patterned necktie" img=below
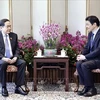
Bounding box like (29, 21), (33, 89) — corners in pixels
(90, 33), (94, 52)
(5, 34), (11, 58)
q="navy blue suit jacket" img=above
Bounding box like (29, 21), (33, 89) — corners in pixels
(0, 31), (20, 59)
(82, 28), (100, 66)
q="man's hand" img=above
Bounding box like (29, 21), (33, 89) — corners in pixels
(2, 57), (12, 63)
(77, 54), (86, 61)
(10, 57), (17, 64)
(2, 57), (17, 64)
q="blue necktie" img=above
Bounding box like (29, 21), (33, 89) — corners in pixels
(5, 35), (11, 58)
(90, 33), (94, 52)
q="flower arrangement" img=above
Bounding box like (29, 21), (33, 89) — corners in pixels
(39, 22), (61, 49)
(59, 31), (87, 65)
(18, 35), (43, 65)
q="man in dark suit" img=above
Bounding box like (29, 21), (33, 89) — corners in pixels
(76, 15), (100, 97)
(0, 19), (28, 96)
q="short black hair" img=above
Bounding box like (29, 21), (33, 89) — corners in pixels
(85, 15), (100, 26)
(0, 19), (10, 26)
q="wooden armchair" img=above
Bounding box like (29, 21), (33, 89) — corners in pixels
(6, 50), (30, 92)
(74, 69), (100, 92)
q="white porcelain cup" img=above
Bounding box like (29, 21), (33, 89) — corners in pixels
(37, 49), (42, 56)
(61, 49), (66, 56)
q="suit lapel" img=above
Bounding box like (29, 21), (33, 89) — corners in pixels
(0, 31), (5, 47)
(92, 28), (100, 48)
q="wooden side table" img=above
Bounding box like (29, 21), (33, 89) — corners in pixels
(33, 56), (69, 91)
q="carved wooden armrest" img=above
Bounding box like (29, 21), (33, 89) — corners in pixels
(74, 70), (78, 76)
(25, 66), (29, 75)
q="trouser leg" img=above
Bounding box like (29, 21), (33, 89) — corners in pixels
(81, 60), (97, 87)
(76, 60), (97, 87)
(76, 61), (84, 85)
(0, 60), (8, 87)
(14, 59), (26, 86)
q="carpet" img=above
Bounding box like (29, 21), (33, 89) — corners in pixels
(0, 82), (100, 100)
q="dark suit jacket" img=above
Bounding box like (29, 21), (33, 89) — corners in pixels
(0, 31), (20, 59)
(82, 28), (100, 66)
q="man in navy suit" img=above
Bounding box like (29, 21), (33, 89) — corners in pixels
(0, 19), (28, 96)
(76, 15), (100, 97)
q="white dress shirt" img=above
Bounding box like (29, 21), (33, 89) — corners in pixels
(2, 32), (13, 57)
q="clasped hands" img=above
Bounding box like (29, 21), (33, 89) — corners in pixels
(2, 57), (17, 64)
(77, 54), (86, 61)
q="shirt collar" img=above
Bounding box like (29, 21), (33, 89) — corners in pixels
(92, 27), (99, 35)
(1, 31), (9, 37)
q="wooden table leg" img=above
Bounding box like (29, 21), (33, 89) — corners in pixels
(65, 61), (69, 91)
(33, 61), (37, 91)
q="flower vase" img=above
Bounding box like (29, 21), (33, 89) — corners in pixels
(44, 49), (57, 57)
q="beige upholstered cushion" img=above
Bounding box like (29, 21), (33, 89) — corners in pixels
(74, 68), (100, 76)
(6, 65), (18, 72)
(92, 69), (100, 73)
